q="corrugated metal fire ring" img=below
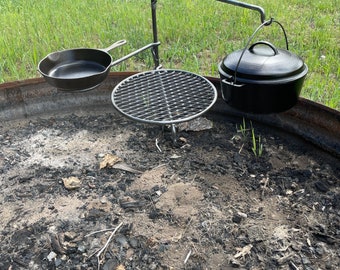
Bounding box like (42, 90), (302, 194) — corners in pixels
(111, 69), (217, 125)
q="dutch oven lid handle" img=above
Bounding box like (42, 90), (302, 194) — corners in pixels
(232, 20), (289, 83)
(249, 41), (279, 55)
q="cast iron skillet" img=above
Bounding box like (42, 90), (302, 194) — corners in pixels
(38, 40), (160, 92)
(38, 40), (127, 91)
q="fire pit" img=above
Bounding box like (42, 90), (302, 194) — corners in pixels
(0, 73), (339, 269)
(1, 0), (339, 269)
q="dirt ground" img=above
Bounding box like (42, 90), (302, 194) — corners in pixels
(0, 107), (339, 270)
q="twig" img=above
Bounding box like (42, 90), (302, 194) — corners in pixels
(155, 138), (162, 152)
(277, 253), (294, 265)
(96, 222), (123, 257)
(289, 261), (300, 270)
(184, 250), (192, 264)
(238, 143), (244, 154)
(97, 257), (101, 270)
(87, 247), (102, 260)
(96, 222), (123, 269)
(84, 227), (121, 238)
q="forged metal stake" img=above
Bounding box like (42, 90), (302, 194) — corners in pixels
(151, 0), (160, 68)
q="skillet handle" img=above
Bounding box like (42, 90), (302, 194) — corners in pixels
(110, 42), (161, 67)
(102, 40), (127, 52)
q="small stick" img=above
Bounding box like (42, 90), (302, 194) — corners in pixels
(155, 138), (162, 152)
(238, 143), (244, 154)
(84, 227), (120, 238)
(184, 250), (192, 264)
(97, 257), (100, 270)
(96, 222), (123, 267)
(289, 261), (300, 270)
(87, 247), (102, 260)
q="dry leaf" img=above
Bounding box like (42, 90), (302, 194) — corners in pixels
(62, 176), (81, 190)
(234, 244), (253, 258)
(116, 265), (125, 270)
(100, 154), (122, 169)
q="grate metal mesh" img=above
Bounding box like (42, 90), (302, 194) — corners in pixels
(111, 69), (217, 125)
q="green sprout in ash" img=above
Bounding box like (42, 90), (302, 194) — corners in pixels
(233, 118), (263, 158)
(250, 121), (263, 158)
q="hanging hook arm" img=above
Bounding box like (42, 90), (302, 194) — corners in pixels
(217, 0), (267, 24)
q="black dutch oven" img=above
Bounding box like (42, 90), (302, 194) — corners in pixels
(218, 0), (308, 114)
(218, 41), (308, 113)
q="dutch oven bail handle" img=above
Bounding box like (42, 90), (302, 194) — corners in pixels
(232, 20), (288, 84)
(218, 0), (289, 84)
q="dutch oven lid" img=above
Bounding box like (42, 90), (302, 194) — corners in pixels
(221, 41), (306, 80)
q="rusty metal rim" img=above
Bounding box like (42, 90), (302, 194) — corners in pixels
(0, 71), (339, 157)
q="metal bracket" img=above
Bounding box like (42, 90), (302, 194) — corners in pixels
(217, 0), (268, 25)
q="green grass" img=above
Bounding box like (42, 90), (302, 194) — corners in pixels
(0, 0), (339, 110)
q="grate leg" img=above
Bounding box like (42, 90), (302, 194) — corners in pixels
(171, 124), (177, 144)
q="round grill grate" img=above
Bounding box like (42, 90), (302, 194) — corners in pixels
(111, 69), (217, 125)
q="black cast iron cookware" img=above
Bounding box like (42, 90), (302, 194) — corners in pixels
(38, 40), (127, 91)
(218, 41), (308, 114)
(38, 40), (161, 91)
(217, 0), (308, 114)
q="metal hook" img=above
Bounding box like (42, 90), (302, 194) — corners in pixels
(217, 0), (266, 24)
